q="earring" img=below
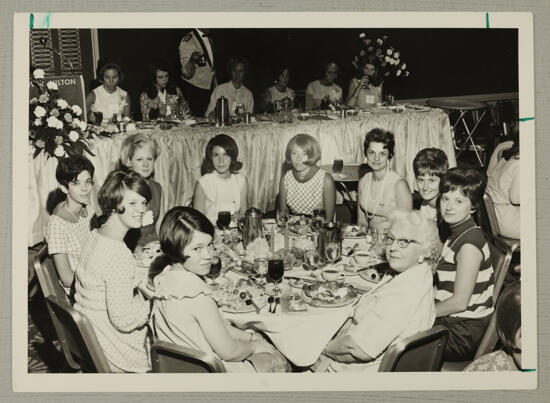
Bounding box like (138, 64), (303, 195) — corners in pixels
(417, 255), (425, 264)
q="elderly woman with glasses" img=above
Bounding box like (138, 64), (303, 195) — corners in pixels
(314, 210), (442, 372)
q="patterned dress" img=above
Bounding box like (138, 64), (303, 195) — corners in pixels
(139, 87), (192, 121)
(284, 168), (325, 216)
(74, 230), (151, 372)
(92, 86), (127, 121)
(44, 207), (92, 295)
(464, 350), (519, 371)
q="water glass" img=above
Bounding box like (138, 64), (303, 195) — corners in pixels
(325, 242), (341, 264)
(207, 256), (222, 283)
(304, 248), (321, 270)
(332, 159), (344, 175)
(312, 208), (326, 231)
(276, 208), (289, 228)
(254, 252), (269, 276)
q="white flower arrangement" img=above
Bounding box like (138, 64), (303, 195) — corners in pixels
(353, 32), (409, 80)
(29, 68), (93, 159)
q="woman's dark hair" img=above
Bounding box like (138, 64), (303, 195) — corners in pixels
(321, 59), (339, 77)
(90, 170), (152, 229)
(272, 65), (290, 82)
(502, 136), (520, 161)
(354, 54), (379, 77)
(413, 148), (449, 178)
(98, 62), (124, 83)
(56, 155), (95, 188)
(364, 128), (395, 159)
(201, 134), (243, 175)
(496, 281), (521, 353)
(440, 168), (486, 208)
(226, 57), (250, 78)
(144, 60), (178, 99)
(159, 206), (215, 265)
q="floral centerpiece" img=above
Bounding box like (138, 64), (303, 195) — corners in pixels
(29, 69), (94, 159)
(352, 33), (409, 82)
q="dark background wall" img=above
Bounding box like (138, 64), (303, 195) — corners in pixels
(96, 28), (518, 119)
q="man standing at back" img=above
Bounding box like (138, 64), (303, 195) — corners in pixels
(179, 28), (216, 117)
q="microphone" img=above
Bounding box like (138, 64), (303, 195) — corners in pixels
(39, 37), (75, 75)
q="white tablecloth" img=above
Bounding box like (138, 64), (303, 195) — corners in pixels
(28, 109), (455, 245)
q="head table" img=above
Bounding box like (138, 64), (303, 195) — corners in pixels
(28, 108), (455, 246)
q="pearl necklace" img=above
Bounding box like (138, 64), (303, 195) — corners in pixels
(364, 165), (389, 220)
(64, 201), (85, 222)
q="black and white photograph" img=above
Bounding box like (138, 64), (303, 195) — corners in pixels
(12, 11), (536, 392)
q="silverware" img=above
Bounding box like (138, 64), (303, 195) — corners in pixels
(345, 243), (360, 256)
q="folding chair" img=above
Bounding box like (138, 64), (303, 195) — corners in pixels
(378, 326), (448, 372)
(473, 235), (513, 359)
(45, 295), (111, 372)
(151, 341), (226, 373)
(33, 243), (70, 304)
(483, 193), (520, 253)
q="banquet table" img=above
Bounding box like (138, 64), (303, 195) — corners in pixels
(28, 108), (455, 245)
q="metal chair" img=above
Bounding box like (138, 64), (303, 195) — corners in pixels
(151, 341), (226, 373)
(378, 326), (448, 372)
(33, 243), (70, 303)
(473, 235), (514, 359)
(483, 193), (520, 253)
(45, 295), (111, 372)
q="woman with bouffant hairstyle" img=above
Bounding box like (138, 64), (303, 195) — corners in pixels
(74, 170), (152, 373)
(150, 207), (290, 373)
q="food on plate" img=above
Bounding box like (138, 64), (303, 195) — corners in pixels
(287, 215), (312, 234)
(133, 241), (163, 267)
(342, 225), (366, 238)
(362, 268), (382, 282)
(288, 295), (308, 312)
(303, 282), (357, 305)
(212, 280), (266, 313)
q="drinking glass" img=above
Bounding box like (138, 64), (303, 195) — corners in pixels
(276, 208), (289, 228)
(332, 159), (344, 175)
(304, 248), (321, 270)
(207, 256), (222, 284)
(235, 103), (245, 117)
(325, 242), (341, 264)
(267, 258), (285, 292)
(94, 111), (103, 126)
(365, 227), (374, 252)
(254, 252), (269, 276)
(217, 211), (231, 230)
(312, 208), (326, 231)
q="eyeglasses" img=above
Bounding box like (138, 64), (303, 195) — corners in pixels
(383, 235), (419, 248)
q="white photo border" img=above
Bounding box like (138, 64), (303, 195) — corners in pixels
(13, 11), (536, 392)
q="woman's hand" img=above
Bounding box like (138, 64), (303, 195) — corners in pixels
(359, 76), (370, 89)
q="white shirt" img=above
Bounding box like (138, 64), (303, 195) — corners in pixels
(198, 172), (247, 223)
(205, 81), (254, 117)
(324, 263), (435, 372)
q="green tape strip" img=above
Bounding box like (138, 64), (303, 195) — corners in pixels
(42, 12), (51, 28)
(519, 117), (534, 122)
(521, 368), (536, 372)
(29, 13), (34, 29)
(486, 13), (490, 28)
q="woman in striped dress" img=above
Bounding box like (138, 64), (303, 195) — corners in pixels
(278, 134), (336, 220)
(434, 168), (494, 362)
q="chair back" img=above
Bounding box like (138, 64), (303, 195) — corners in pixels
(45, 295), (111, 372)
(473, 235), (513, 359)
(33, 243), (70, 304)
(151, 341), (226, 373)
(378, 326), (448, 372)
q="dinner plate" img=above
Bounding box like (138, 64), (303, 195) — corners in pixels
(287, 277), (318, 289)
(229, 262), (257, 277)
(221, 297), (268, 314)
(190, 121), (215, 127)
(302, 290), (358, 308)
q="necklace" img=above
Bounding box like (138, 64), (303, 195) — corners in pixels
(364, 165), (389, 220)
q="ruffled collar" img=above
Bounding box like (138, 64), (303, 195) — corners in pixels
(153, 263), (212, 300)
